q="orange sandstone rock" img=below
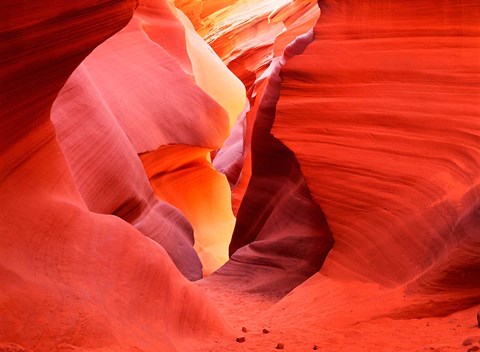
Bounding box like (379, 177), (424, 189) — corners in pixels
(274, 0), (480, 292)
(0, 1), (230, 350)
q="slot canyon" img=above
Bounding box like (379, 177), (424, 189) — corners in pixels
(1, 0), (479, 351)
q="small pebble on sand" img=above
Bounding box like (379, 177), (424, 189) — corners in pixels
(313, 345), (319, 350)
(241, 327), (248, 333)
(467, 346), (480, 352)
(236, 337), (245, 343)
(464, 338), (473, 346)
(276, 342), (284, 349)
(263, 328), (270, 334)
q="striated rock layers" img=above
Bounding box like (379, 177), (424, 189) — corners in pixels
(175, 0), (320, 91)
(194, 1), (480, 350)
(213, 0), (480, 326)
(226, 2), (480, 347)
(273, 0), (480, 297)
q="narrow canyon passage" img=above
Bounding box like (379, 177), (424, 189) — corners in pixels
(1, 1), (479, 352)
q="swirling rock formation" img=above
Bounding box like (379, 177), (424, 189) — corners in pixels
(2, 0), (479, 351)
(140, 145), (236, 275)
(0, 1), (230, 350)
(52, 66), (203, 280)
(206, 31), (334, 295)
(175, 0), (320, 91)
(51, 0), (247, 274)
(175, 1), (324, 217)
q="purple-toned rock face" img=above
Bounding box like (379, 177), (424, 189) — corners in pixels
(209, 30), (333, 295)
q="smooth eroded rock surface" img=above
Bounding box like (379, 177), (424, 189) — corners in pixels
(0, 1), (231, 350)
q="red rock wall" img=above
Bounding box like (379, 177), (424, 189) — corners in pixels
(0, 1), (230, 350)
(274, 0), (480, 289)
(195, 2), (479, 350)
